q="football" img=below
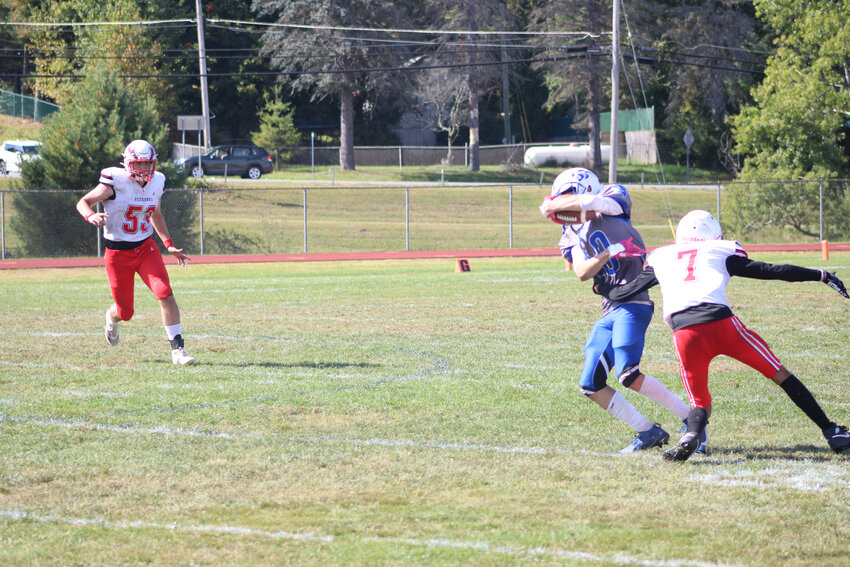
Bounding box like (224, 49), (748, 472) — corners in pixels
(548, 209), (598, 225)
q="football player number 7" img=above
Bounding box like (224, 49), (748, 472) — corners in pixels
(123, 205), (156, 234)
(678, 249), (699, 282)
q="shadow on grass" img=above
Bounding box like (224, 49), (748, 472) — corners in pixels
(683, 444), (840, 465)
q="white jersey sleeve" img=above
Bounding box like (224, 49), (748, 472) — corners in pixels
(99, 167), (166, 243)
(647, 240), (747, 327)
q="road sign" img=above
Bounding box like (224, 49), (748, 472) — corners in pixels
(177, 115), (204, 131)
(683, 128), (694, 149)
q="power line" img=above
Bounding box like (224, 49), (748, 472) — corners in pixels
(0, 51), (602, 80)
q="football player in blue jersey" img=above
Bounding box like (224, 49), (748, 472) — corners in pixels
(541, 168), (705, 453)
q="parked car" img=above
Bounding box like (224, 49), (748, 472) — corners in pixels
(174, 144), (273, 180)
(0, 140), (42, 175)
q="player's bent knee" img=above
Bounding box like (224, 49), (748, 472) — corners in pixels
(116, 305), (134, 321)
(152, 284), (174, 301)
(618, 365), (641, 388)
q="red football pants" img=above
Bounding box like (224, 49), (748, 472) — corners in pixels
(104, 238), (173, 321)
(672, 315), (782, 408)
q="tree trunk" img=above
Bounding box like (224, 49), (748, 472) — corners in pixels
(339, 87), (355, 171)
(467, 79), (480, 172)
(587, 62), (603, 173)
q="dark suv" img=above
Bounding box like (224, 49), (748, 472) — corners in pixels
(176, 145), (273, 179)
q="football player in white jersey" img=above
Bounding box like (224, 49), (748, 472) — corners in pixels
(541, 168), (704, 453)
(596, 210), (849, 460)
(75, 140), (195, 366)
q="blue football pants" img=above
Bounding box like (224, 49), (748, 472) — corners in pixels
(579, 303), (653, 395)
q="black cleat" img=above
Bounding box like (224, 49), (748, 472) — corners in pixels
(823, 424), (850, 453)
(662, 432), (700, 462)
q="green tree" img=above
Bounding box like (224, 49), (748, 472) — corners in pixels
(252, 0), (414, 171)
(527, 0), (609, 172)
(653, 1), (764, 169)
(251, 89), (302, 166)
(727, 0), (850, 238)
(12, 67), (194, 258)
(426, 0), (514, 172)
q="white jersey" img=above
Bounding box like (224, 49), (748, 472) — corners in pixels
(646, 239), (747, 327)
(99, 167), (166, 243)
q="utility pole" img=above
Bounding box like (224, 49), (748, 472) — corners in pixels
(196, 0), (212, 149)
(500, 35), (512, 145)
(608, 0), (620, 183)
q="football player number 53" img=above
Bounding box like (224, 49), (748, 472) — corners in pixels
(678, 249), (699, 282)
(123, 205), (156, 234)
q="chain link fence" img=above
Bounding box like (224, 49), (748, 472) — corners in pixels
(1, 180), (848, 260)
(0, 89), (60, 123)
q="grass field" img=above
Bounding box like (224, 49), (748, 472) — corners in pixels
(1, 252), (849, 565)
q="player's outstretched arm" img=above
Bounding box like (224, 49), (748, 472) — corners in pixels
(726, 257), (848, 298)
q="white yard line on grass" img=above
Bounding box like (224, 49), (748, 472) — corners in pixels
(6, 414), (848, 492)
(0, 509), (746, 567)
(691, 465), (850, 492)
(0, 414), (610, 456)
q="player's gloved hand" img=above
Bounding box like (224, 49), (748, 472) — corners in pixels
(540, 195), (555, 217)
(821, 270), (849, 298)
(592, 274), (614, 297)
(606, 237), (645, 259)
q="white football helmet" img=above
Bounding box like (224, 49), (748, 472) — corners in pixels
(675, 210), (722, 244)
(550, 167), (602, 197)
(122, 139), (157, 183)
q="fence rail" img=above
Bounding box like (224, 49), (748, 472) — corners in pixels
(1, 180), (847, 261)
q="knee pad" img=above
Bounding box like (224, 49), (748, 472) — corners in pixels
(618, 365), (641, 388)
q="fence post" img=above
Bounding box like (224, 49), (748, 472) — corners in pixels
(399, 146), (403, 170)
(405, 187), (410, 251)
(199, 188), (205, 255)
(819, 180), (824, 242)
(303, 188), (308, 253)
(509, 185), (513, 249)
(1, 191), (5, 260)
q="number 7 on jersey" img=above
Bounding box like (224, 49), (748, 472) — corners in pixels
(678, 249), (699, 282)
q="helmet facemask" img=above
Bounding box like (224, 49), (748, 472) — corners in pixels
(122, 140), (158, 184)
(126, 159), (156, 183)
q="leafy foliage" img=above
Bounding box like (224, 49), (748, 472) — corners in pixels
(726, 0), (850, 237)
(527, 0), (609, 171)
(654, 1), (764, 168)
(252, 0), (414, 170)
(251, 89), (302, 166)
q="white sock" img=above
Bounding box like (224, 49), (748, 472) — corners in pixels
(606, 391), (653, 432)
(165, 324), (182, 341)
(105, 308), (117, 329)
(637, 374), (689, 421)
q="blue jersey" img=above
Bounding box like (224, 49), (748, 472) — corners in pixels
(558, 184), (652, 315)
